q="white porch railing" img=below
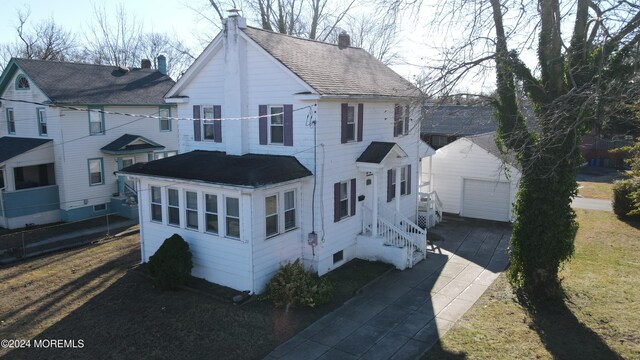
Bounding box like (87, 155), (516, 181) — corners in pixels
(362, 206), (427, 267)
(418, 191), (443, 228)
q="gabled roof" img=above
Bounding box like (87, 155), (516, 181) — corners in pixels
(356, 141), (408, 164)
(0, 58), (175, 105)
(101, 134), (164, 155)
(465, 132), (518, 168)
(241, 27), (420, 98)
(120, 150), (312, 187)
(0, 136), (52, 164)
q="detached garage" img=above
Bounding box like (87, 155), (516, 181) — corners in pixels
(423, 132), (520, 222)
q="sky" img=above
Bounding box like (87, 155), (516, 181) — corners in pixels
(0, 0), (488, 93)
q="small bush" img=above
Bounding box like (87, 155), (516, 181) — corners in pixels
(613, 180), (640, 220)
(266, 259), (333, 308)
(148, 234), (193, 290)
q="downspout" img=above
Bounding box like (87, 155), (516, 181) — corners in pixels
(0, 189), (8, 229)
(136, 178), (145, 262)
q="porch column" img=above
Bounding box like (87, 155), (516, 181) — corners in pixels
(395, 166), (401, 213)
(372, 171), (378, 236)
(116, 157), (125, 196)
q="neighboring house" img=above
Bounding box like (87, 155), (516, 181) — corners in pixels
(0, 58), (177, 229)
(421, 105), (498, 149)
(423, 132), (521, 222)
(120, 13), (432, 293)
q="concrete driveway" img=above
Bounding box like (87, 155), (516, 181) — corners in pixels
(265, 217), (512, 360)
(572, 197), (613, 211)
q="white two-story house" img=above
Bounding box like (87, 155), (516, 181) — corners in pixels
(121, 13), (434, 293)
(0, 57), (177, 229)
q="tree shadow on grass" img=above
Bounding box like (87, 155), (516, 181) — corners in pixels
(519, 294), (623, 360)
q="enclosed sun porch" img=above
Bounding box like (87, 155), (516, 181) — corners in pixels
(0, 137), (59, 229)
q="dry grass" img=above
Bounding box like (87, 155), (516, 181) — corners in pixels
(577, 181), (614, 200)
(425, 210), (640, 359)
(0, 233), (390, 359)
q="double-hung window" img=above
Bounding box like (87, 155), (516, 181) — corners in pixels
(185, 191), (198, 230)
(388, 169), (397, 201)
(265, 195), (278, 237)
(203, 106), (215, 140)
(6, 108), (15, 134)
(89, 107), (105, 135)
(159, 106), (171, 131)
(394, 104), (410, 137)
(269, 106), (284, 144)
(88, 158), (104, 186)
(225, 197), (240, 238)
(37, 108), (47, 136)
(339, 181), (349, 219)
(400, 167), (408, 195)
(284, 190), (296, 231)
(150, 186), (162, 222)
(167, 188), (180, 226)
(346, 105), (356, 142)
(205, 194), (218, 234)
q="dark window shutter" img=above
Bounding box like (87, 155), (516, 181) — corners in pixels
(341, 103), (348, 144)
(350, 178), (356, 216)
(387, 169), (394, 202)
(334, 182), (341, 222)
(213, 105), (222, 143)
(259, 105), (268, 145)
(357, 103), (364, 142)
(283, 104), (293, 146)
(404, 105), (410, 134)
(193, 105), (201, 141)
(407, 165), (412, 195)
(393, 104), (400, 137)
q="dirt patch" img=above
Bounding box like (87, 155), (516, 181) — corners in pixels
(0, 235), (390, 360)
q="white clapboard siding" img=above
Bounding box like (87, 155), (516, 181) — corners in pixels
(427, 138), (520, 221)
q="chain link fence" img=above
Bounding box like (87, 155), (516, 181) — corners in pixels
(0, 214), (137, 264)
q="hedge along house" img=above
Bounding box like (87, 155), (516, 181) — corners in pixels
(0, 57), (177, 229)
(120, 12), (432, 294)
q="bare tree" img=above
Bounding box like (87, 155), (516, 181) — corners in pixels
(139, 32), (196, 79)
(386, 0), (640, 298)
(83, 3), (144, 67)
(334, 12), (402, 64)
(0, 7), (77, 71)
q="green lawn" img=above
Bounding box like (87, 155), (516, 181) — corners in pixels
(425, 209), (640, 359)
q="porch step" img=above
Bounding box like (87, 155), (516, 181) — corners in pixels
(412, 249), (425, 265)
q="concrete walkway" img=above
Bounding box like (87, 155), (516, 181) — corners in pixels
(266, 218), (512, 360)
(572, 197), (612, 211)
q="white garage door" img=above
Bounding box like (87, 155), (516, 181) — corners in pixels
(462, 179), (511, 221)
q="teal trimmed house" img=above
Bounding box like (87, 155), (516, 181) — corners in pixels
(0, 57), (177, 229)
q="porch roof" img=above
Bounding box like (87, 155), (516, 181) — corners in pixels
(119, 150), (312, 187)
(0, 137), (52, 164)
(100, 134), (164, 155)
(356, 141), (408, 164)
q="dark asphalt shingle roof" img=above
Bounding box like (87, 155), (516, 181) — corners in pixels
(422, 105), (538, 136)
(120, 150), (312, 187)
(6, 58), (175, 105)
(0, 136), (52, 163)
(242, 27), (420, 98)
(356, 142), (397, 163)
(422, 105), (497, 136)
(466, 132), (518, 168)
(101, 134), (164, 154)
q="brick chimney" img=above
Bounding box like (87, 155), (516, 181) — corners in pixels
(338, 31), (350, 49)
(141, 59), (152, 69)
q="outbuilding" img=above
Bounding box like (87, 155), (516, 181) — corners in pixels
(424, 132), (520, 222)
